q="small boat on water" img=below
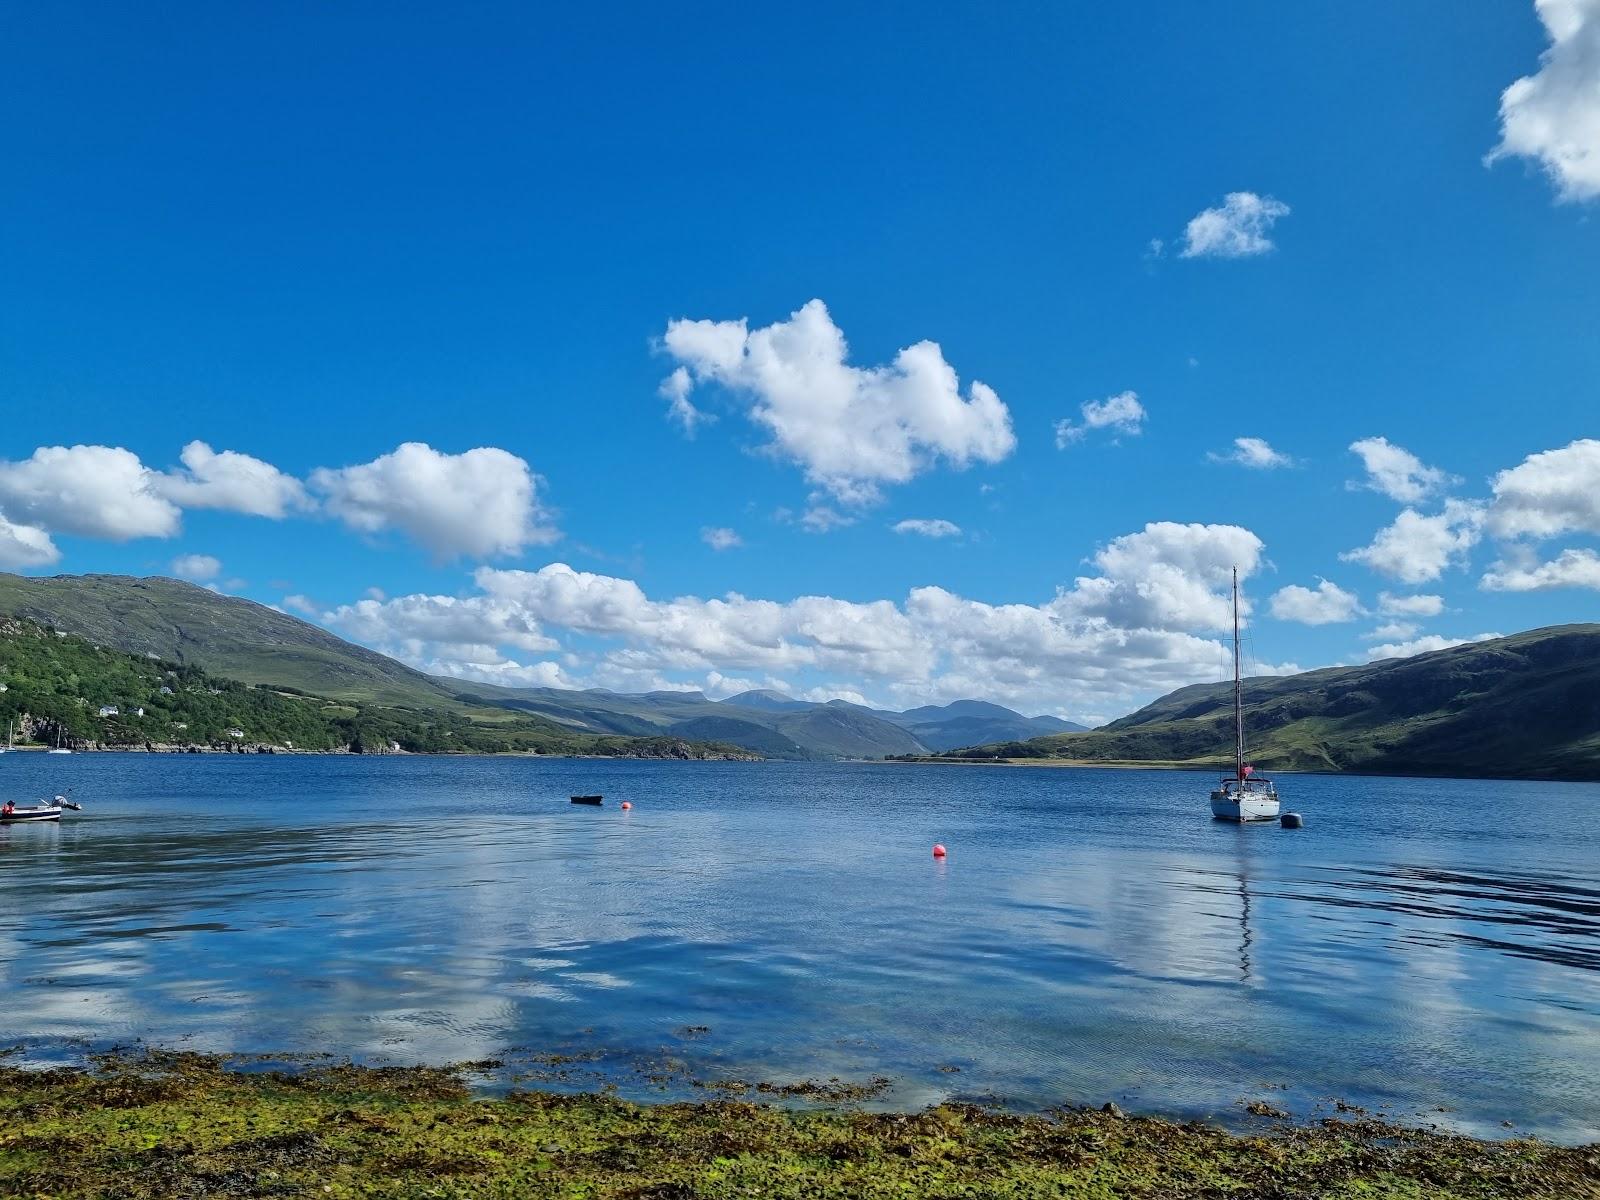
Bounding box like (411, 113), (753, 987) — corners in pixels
(1210, 567), (1281, 824)
(1, 796), (80, 824)
(570, 794), (604, 806)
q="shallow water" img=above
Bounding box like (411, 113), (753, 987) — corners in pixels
(1, 754), (1597, 1141)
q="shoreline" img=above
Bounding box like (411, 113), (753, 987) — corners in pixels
(1, 1052), (1592, 1198)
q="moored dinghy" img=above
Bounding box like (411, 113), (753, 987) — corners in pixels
(570, 794), (604, 806)
(1209, 568), (1281, 824)
(2, 795), (80, 823)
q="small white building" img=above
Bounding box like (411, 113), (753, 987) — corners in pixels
(98, 705), (120, 717)
(173, 722), (188, 731)
(227, 728), (245, 739)
(159, 686), (174, 696)
(132, 706), (145, 717)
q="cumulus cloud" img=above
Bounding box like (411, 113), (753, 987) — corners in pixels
(1487, 438), (1600, 538)
(1377, 591), (1445, 617)
(1058, 522), (1265, 631)
(281, 594), (321, 616)
(317, 521), (1275, 722)
(1209, 437), (1293, 469)
(0, 445), (181, 540)
(1341, 501), (1484, 583)
(311, 443), (557, 561)
(892, 518), (962, 538)
(1363, 632), (1502, 662)
(1055, 391), (1146, 447)
(1268, 579), (1363, 625)
(1481, 546), (1600, 591)
(1179, 192), (1291, 258)
(170, 553), (222, 581)
(1487, 0), (1600, 202)
(157, 441), (309, 517)
(659, 367), (709, 435)
(1348, 436), (1453, 504)
(0, 515), (59, 569)
(660, 299), (1015, 504)
(1363, 621), (1421, 641)
(322, 590), (559, 663)
(701, 526), (742, 550)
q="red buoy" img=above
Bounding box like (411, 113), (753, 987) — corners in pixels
(932, 844), (947, 858)
(621, 801), (632, 810)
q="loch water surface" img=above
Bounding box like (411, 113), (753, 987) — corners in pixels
(1, 754), (1597, 1142)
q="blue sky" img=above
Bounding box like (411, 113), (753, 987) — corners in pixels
(2, 1), (1597, 722)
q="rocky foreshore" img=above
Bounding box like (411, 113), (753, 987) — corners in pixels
(0, 1052), (1592, 1199)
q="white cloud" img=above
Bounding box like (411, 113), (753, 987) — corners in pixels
(1058, 522), (1265, 631)
(1378, 591), (1446, 617)
(0, 515), (59, 568)
(1209, 437), (1293, 469)
(0, 445), (181, 540)
(660, 299), (1015, 504)
(311, 442), (557, 561)
(1487, 438), (1600, 538)
(425, 656), (578, 690)
(797, 505), (856, 533)
(1363, 621), (1421, 641)
(321, 521), (1276, 723)
(157, 441), (309, 517)
(1269, 579), (1363, 625)
(1179, 192), (1291, 258)
(1341, 501), (1484, 583)
(1055, 391), (1145, 447)
(1487, 0), (1600, 202)
(701, 526), (742, 550)
(323, 590), (559, 661)
(1348, 436), (1453, 504)
(1482, 546), (1600, 591)
(1363, 632), (1502, 662)
(892, 518), (962, 539)
(170, 553), (222, 581)
(281, 594), (321, 616)
(659, 367), (709, 435)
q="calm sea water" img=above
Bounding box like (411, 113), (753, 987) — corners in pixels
(1, 754), (1597, 1141)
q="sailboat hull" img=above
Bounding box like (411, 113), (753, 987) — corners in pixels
(1210, 793), (1280, 822)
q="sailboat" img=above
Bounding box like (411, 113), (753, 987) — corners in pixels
(47, 725), (72, 755)
(1209, 567), (1280, 823)
(0, 720), (11, 753)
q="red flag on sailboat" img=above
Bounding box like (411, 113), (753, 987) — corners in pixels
(1242, 764), (1254, 777)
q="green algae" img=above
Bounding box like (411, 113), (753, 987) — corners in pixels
(2, 1053), (1596, 1199)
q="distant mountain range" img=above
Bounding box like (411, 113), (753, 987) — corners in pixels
(0, 574), (1083, 760)
(439, 678), (1083, 759)
(937, 625), (1600, 781)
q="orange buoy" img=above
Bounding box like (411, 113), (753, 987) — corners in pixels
(932, 844), (947, 858)
(621, 801), (633, 810)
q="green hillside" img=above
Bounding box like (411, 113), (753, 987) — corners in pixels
(938, 625), (1600, 781)
(0, 615), (752, 758)
(0, 573), (453, 708)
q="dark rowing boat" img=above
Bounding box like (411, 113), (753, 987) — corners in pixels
(570, 794), (603, 806)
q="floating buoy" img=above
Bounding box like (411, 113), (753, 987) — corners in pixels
(932, 843), (947, 858)
(621, 801), (632, 810)
(1280, 812), (1304, 829)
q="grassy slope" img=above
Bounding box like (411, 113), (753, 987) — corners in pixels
(0, 582), (754, 758)
(945, 626), (1600, 780)
(0, 573), (452, 708)
(1, 1054), (1591, 1199)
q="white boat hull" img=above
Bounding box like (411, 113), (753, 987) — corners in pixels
(1, 805), (62, 824)
(1210, 793), (1280, 822)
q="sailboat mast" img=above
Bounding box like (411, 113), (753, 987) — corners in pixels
(1232, 567), (1244, 782)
